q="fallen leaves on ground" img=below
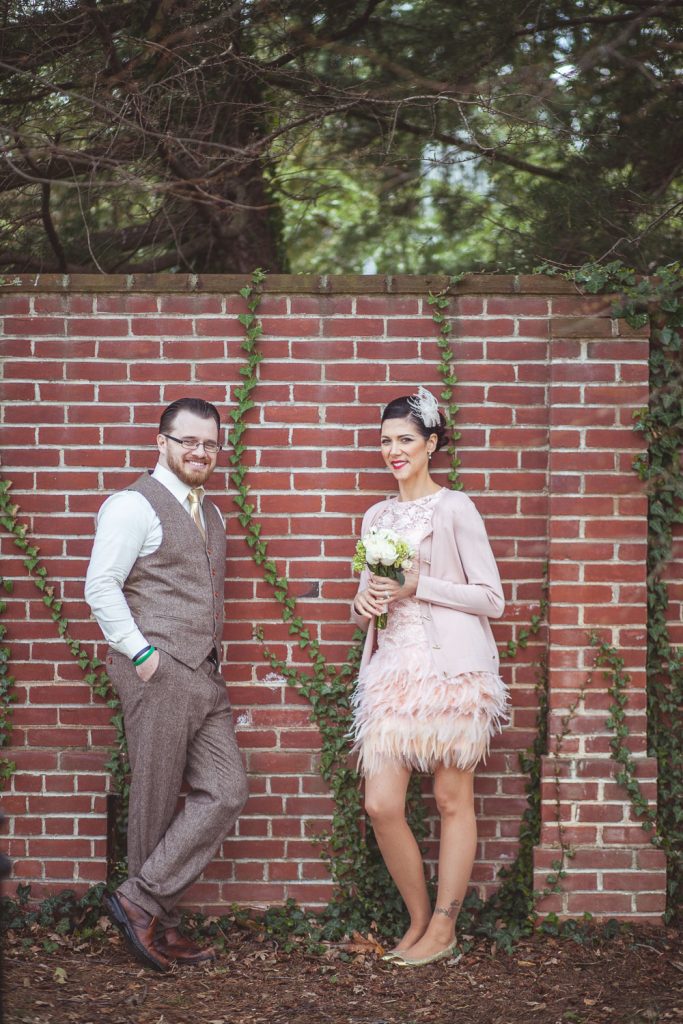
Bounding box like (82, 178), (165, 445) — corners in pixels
(3, 924), (681, 1024)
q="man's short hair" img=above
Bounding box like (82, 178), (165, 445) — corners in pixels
(159, 398), (221, 436)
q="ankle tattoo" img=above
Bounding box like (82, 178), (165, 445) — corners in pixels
(434, 898), (461, 919)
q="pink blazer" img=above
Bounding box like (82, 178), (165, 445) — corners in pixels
(352, 489), (505, 679)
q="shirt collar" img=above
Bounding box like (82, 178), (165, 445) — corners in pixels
(152, 462), (194, 506)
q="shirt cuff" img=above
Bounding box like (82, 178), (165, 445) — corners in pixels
(114, 629), (150, 661)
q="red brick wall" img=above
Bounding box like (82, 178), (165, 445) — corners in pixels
(0, 274), (666, 920)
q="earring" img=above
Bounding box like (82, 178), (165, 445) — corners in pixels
(428, 451), (433, 461)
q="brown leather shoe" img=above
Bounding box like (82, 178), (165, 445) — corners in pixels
(103, 891), (172, 973)
(155, 927), (218, 966)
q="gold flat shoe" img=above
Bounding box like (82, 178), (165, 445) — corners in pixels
(380, 949), (407, 962)
(393, 941), (458, 967)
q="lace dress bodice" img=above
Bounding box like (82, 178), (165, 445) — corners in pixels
(373, 489), (444, 647)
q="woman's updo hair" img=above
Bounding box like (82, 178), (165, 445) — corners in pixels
(381, 393), (450, 451)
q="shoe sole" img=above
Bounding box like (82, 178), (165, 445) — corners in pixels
(103, 893), (170, 974)
(159, 944), (218, 966)
(393, 943), (458, 967)
(164, 952), (217, 966)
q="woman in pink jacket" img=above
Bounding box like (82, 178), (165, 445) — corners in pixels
(351, 388), (508, 967)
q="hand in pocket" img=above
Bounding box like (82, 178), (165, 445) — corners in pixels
(136, 649), (160, 681)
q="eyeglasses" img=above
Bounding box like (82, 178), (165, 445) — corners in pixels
(161, 433), (222, 454)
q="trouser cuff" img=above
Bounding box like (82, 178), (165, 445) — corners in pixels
(117, 880), (180, 929)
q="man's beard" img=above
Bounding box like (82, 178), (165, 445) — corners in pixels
(166, 447), (214, 487)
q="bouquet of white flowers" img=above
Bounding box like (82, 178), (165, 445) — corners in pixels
(352, 527), (414, 629)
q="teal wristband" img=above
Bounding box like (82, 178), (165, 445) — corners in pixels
(134, 646), (156, 667)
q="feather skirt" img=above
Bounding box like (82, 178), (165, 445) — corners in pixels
(350, 637), (509, 777)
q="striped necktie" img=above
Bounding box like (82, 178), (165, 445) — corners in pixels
(188, 487), (206, 540)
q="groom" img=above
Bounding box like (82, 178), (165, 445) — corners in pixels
(85, 397), (248, 972)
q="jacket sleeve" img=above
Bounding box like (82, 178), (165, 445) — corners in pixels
(350, 505), (377, 630)
(415, 497), (505, 619)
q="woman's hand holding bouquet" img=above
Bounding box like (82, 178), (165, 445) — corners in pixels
(352, 527), (416, 628)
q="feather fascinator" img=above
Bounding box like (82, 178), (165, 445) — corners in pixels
(407, 386), (440, 428)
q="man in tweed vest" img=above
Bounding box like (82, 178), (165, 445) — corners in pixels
(85, 397), (248, 972)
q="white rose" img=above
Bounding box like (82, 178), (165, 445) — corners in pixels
(364, 535), (384, 564)
(376, 540), (398, 566)
(364, 530), (398, 566)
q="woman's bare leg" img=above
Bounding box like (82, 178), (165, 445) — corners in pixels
(364, 764), (432, 950)
(401, 765), (477, 959)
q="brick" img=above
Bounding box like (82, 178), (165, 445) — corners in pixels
(0, 295), (31, 313)
(487, 385), (547, 405)
(584, 384), (647, 406)
(65, 360), (127, 380)
(601, 871), (656, 892)
(97, 338), (161, 359)
(322, 318), (383, 337)
(587, 340), (650, 359)
(489, 297), (549, 316)
(634, 892), (666, 913)
(0, 337), (36, 357)
(4, 360), (68, 381)
(552, 317), (612, 338)
(576, 804), (627, 823)
(97, 295), (159, 314)
(291, 339), (353, 361)
(602, 825), (655, 845)
(77, 862), (108, 882)
(635, 848), (667, 871)
(67, 318), (129, 337)
(27, 838), (93, 858)
(566, 893), (634, 915)
(357, 296), (418, 314)
(4, 317), (66, 335)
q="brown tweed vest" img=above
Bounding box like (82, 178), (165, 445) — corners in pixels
(122, 472), (226, 670)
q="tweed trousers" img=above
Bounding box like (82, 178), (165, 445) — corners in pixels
(107, 648), (248, 927)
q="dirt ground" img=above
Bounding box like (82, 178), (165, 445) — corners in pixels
(3, 923), (682, 1024)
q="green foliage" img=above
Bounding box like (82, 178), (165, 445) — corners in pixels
(0, 473), (130, 855)
(232, 899), (330, 956)
(590, 634), (659, 838)
(2, 4), (679, 274)
(0, 534), (17, 786)
(426, 280), (463, 489)
(471, 577), (550, 941)
(277, 5), (681, 275)
(0, 883), (106, 940)
(573, 263), (683, 922)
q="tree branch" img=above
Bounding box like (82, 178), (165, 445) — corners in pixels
(40, 180), (68, 272)
(513, 3), (683, 37)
